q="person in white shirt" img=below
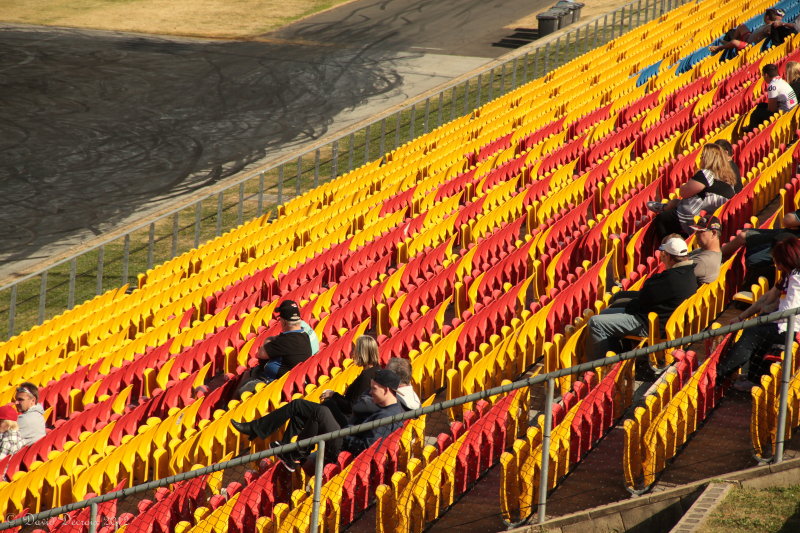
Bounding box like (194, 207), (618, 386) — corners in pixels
(719, 236), (800, 390)
(745, 63), (798, 132)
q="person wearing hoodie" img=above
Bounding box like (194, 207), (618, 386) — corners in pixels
(386, 357), (421, 410)
(14, 383), (46, 446)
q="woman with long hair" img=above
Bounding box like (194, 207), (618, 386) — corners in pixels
(649, 143), (738, 239)
(786, 61), (800, 98)
(719, 236), (800, 390)
(231, 335), (389, 470)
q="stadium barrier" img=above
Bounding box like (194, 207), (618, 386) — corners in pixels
(0, 0), (692, 340)
(0, 306), (797, 533)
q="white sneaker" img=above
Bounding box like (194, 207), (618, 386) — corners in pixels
(646, 201), (666, 214)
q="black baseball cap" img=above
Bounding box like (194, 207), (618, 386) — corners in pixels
(372, 369), (401, 391)
(276, 300), (301, 320)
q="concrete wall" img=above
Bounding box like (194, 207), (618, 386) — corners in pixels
(509, 458), (800, 533)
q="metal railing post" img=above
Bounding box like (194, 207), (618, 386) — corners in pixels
(171, 213), (179, 258)
(194, 202), (202, 248)
(310, 439), (326, 532)
(122, 234), (130, 286)
(8, 285), (16, 337)
(216, 192), (223, 236)
(38, 272), (47, 324)
(68, 258), (76, 310)
(258, 171), (265, 215)
(147, 223), (155, 269)
(96, 246), (104, 295)
(537, 377), (555, 524)
(88, 502), (98, 533)
(774, 316), (796, 463)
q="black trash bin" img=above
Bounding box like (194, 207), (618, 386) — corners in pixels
(551, 7), (571, 28)
(536, 11), (560, 36)
(556, 0), (585, 23)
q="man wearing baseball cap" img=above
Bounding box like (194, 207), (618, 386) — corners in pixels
(232, 369), (406, 471)
(237, 300), (314, 396)
(585, 235), (698, 359)
(688, 216), (723, 284)
(276, 300), (320, 355)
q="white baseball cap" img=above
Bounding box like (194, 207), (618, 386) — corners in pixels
(658, 237), (689, 257)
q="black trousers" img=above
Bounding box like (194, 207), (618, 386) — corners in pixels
(745, 102), (776, 133)
(653, 209), (686, 241)
(251, 398), (343, 458)
(718, 322), (784, 381)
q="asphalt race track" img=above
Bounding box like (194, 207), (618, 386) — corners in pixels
(0, 0), (550, 271)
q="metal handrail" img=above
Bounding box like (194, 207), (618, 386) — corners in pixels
(1, 305), (797, 531)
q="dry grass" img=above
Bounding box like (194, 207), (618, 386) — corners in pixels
(699, 485), (800, 533)
(0, 0), (356, 39)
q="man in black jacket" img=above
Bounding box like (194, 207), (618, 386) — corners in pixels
(585, 236), (699, 359)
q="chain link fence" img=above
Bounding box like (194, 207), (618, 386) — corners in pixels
(0, 0), (691, 340)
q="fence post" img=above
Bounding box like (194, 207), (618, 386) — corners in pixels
(194, 202), (202, 248)
(8, 285), (16, 337)
(96, 245), (104, 296)
(147, 223), (155, 269)
(68, 258), (76, 310)
(88, 502), (98, 533)
(277, 165), (284, 206)
(537, 377), (555, 524)
(216, 192), (223, 237)
(310, 439), (326, 532)
(238, 182), (245, 226)
(122, 234), (130, 286)
(172, 213), (179, 258)
(38, 272), (47, 324)
(258, 171), (265, 215)
(774, 311), (797, 463)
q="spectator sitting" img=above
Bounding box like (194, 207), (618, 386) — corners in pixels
(744, 63), (798, 133)
(721, 210), (800, 288)
(647, 143), (737, 239)
(585, 236), (698, 359)
(713, 139), (742, 192)
(318, 335), (382, 427)
(0, 405), (24, 460)
(753, 8), (799, 46)
(15, 383), (46, 446)
(276, 300), (320, 356)
(709, 24), (752, 56)
(688, 216), (723, 284)
(718, 236), (800, 391)
(236, 300), (313, 396)
(786, 61), (800, 100)
(232, 369), (406, 470)
(386, 357), (421, 410)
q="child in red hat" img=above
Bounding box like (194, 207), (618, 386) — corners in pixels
(0, 404), (23, 460)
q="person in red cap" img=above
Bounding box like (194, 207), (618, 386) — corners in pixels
(0, 404), (23, 460)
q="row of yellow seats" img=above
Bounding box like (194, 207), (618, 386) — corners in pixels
(375, 386), (530, 533)
(498, 360), (636, 524)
